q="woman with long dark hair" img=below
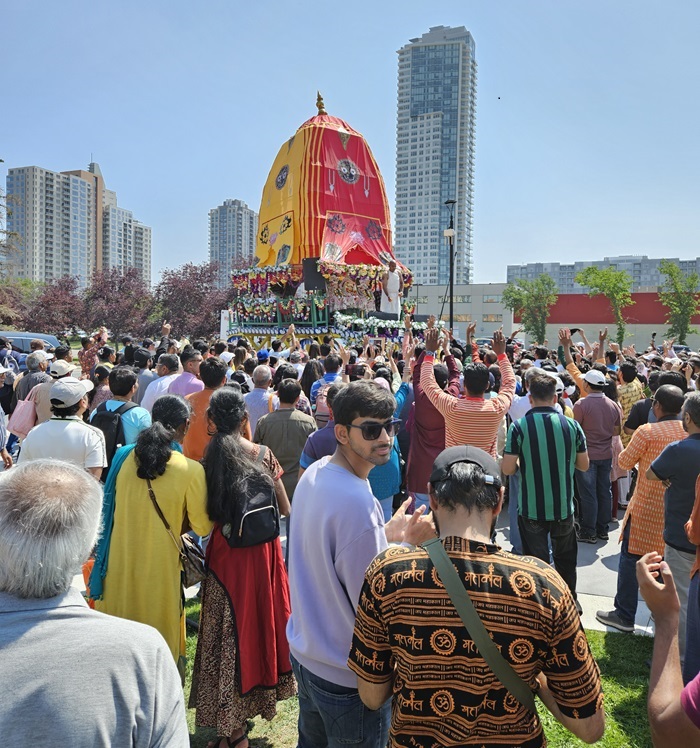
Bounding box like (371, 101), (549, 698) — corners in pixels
(190, 387), (293, 748)
(90, 395), (211, 678)
(300, 359), (324, 400)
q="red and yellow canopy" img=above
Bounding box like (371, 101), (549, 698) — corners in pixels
(255, 94), (397, 268)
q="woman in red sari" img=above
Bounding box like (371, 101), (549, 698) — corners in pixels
(190, 387), (294, 748)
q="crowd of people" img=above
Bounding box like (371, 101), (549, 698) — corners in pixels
(1, 317), (700, 747)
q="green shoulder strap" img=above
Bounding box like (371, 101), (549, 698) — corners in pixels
(421, 537), (537, 713)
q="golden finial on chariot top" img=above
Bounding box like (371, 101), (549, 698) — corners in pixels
(316, 91), (327, 115)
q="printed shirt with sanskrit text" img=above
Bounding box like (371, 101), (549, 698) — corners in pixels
(348, 537), (603, 748)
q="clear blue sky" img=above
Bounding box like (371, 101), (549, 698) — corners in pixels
(2, 0), (699, 284)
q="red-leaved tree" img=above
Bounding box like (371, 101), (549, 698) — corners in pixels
(83, 267), (156, 343)
(22, 276), (83, 337)
(154, 262), (232, 339)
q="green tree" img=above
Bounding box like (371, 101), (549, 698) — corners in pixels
(575, 266), (634, 346)
(658, 259), (700, 344)
(0, 184), (21, 277)
(501, 275), (558, 345)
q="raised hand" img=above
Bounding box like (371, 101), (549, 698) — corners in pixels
(492, 329), (506, 356)
(424, 327), (440, 353)
(636, 552), (680, 619)
(558, 328), (572, 347)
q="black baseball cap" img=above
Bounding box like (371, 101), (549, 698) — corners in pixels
(133, 347), (153, 366)
(429, 446), (501, 487)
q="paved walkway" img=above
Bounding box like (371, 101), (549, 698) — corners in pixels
(495, 506), (653, 637)
(77, 508), (653, 638)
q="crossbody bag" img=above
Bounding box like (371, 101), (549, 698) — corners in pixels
(146, 478), (206, 588)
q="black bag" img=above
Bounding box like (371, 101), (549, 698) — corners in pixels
(221, 445), (280, 548)
(92, 401), (139, 481)
(146, 479), (206, 588)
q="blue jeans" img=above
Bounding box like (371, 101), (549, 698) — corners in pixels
(613, 520), (639, 626)
(291, 655), (391, 748)
(576, 458), (613, 537)
(508, 471), (522, 554)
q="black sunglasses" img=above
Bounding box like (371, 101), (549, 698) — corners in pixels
(347, 418), (402, 441)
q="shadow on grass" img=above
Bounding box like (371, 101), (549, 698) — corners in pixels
(593, 631), (653, 747)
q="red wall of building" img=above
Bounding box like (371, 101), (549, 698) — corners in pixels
(514, 293), (700, 325)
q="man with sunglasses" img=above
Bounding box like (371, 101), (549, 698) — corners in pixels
(287, 380), (434, 748)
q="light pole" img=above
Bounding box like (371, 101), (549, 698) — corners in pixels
(443, 199), (457, 330)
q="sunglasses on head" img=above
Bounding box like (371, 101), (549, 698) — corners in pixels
(347, 418), (402, 441)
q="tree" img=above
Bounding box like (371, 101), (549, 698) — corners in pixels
(658, 259), (700, 344)
(0, 278), (38, 329)
(501, 275), (558, 345)
(575, 266), (634, 346)
(0, 184), (22, 278)
(154, 262), (233, 339)
(22, 276), (82, 336)
(83, 267), (155, 343)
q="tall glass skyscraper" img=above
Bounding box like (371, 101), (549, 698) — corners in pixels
(394, 26), (477, 285)
(209, 199), (258, 289)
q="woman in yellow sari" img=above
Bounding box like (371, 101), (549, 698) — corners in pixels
(90, 394), (212, 678)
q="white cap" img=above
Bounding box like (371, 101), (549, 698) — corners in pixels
(49, 377), (94, 408)
(50, 360), (79, 378)
(583, 369), (607, 387)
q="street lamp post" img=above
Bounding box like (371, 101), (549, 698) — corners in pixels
(443, 199), (457, 331)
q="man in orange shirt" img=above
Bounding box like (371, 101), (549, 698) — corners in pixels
(596, 385), (685, 633)
(182, 357), (227, 462)
(420, 327), (515, 459)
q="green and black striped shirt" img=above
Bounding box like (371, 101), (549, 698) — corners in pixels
(505, 406), (587, 521)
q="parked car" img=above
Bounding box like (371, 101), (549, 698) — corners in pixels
(0, 331), (62, 354)
(656, 344), (692, 355)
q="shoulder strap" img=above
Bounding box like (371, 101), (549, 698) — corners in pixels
(256, 445), (267, 463)
(115, 401), (139, 415)
(146, 478), (184, 559)
(421, 537), (537, 713)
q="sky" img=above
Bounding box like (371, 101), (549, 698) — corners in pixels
(2, 0), (700, 285)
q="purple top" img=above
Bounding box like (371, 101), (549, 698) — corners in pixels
(299, 421), (337, 469)
(682, 671), (700, 729)
(167, 372), (204, 398)
(286, 456), (387, 687)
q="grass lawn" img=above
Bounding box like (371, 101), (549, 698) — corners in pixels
(184, 599), (654, 748)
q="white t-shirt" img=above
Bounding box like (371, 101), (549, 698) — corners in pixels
(508, 395), (563, 422)
(18, 417), (107, 470)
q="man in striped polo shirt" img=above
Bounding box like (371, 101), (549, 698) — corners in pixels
(421, 327), (515, 459)
(502, 371), (589, 601)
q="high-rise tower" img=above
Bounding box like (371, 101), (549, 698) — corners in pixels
(394, 26), (477, 285)
(5, 162), (151, 286)
(208, 199), (258, 288)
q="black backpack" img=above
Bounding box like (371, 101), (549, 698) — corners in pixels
(92, 401), (139, 481)
(221, 446), (280, 548)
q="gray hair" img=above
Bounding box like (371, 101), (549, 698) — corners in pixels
(25, 352), (45, 371)
(683, 391), (700, 428)
(0, 460), (102, 599)
(252, 364), (272, 386)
